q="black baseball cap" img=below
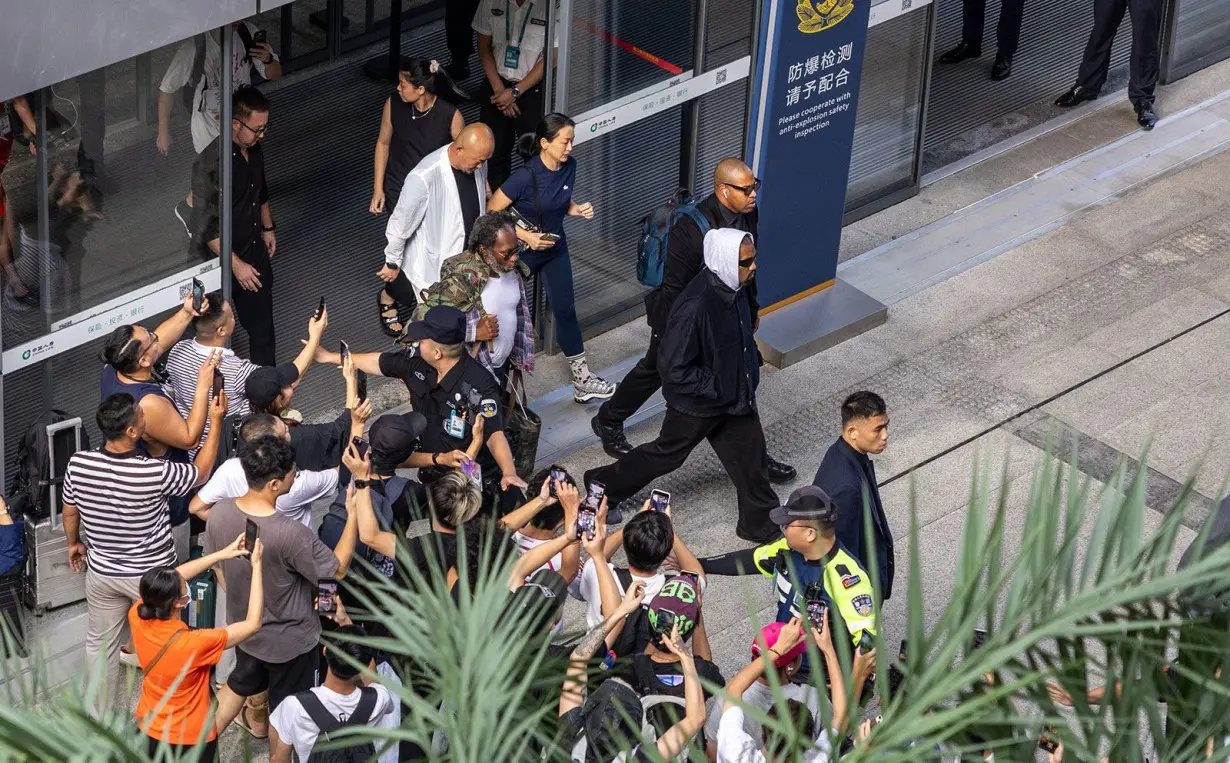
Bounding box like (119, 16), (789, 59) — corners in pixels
(244, 363), (300, 409)
(368, 412), (427, 475)
(401, 306), (466, 345)
(769, 485), (837, 527)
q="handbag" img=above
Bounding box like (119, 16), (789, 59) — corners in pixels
(503, 370), (541, 480)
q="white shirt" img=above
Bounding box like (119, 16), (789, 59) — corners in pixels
(704, 681), (821, 745)
(384, 144), (489, 295)
(481, 270), (522, 367)
(270, 683), (398, 763)
(716, 706), (831, 763)
(568, 560), (666, 629)
(472, 0), (552, 81)
(197, 457), (338, 527)
(158, 24), (276, 154)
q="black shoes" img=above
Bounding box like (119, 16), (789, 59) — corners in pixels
(938, 42), (981, 64)
(766, 455), (797, 484)
(991, 53), (1013, 81)
(1135, 101), (1158, 130)
(1055, 85), (1099, 108)
(591, 416), (633, 458)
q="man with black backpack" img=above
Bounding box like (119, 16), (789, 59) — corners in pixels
(269, 624), (399, 763)
(593, 158), (796, 485)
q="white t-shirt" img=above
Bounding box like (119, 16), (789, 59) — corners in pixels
(471, 0), (552, 81)
(270, 683), (399, 763)
(481, 270), (522, 367)
(158, 24), (276, 153)
(197, 457), (338, 527)
(704, 681), (821, 745)
(569, 561), (666, 629)
(512, 531), (564, 576)
(716, 706), (831, 763)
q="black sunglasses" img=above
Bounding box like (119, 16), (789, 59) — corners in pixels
(738, 256), (756, 266)
(725, 178), (762, 194)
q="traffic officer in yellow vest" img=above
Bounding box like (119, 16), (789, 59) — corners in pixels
(698, 486), (879, 695)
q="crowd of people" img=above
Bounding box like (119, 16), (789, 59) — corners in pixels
(11, 2), (1208, 762)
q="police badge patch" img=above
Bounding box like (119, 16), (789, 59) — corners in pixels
(852, 594), (873, 617)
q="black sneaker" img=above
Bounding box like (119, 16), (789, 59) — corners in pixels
(591, 416), (633, 458)
(766, 455), (797, 484)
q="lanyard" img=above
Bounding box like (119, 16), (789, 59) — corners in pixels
(505, 0), (535, 45)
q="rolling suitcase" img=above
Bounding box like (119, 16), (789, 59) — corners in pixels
(21, 417), (87, 614)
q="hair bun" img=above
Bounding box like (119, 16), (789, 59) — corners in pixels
(429, 59), (440, 74)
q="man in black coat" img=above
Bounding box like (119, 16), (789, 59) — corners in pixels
(812, 391), (895, 600)
(591, 158), (795, 485)
(584, 229), (780, 543)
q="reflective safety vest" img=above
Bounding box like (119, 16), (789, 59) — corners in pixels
(752, 538), (878, 648)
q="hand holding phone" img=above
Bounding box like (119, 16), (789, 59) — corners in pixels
(212, 368), (225, 396)
(315, 296), (326, 321)
(577, 508), (597, 539)
(191, 278), (205, 313)
(549, 467), (567, 497)
(356, 369), (368, 402)
(351, 435), (370, 460)
(317, 580), (338, 614)
(584, 480), (605, 510)
(253, 29), (268, 45)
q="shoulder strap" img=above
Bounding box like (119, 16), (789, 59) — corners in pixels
(529, 166), (544, 228)
(680, 206), (710, 236)
(348, 686), (379, 726)
(296, 689), (343, 735)
(143, 630), (187, 676)
(614, 567), (634, 593)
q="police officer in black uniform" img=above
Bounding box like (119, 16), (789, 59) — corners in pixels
(333, 306), (529, 515)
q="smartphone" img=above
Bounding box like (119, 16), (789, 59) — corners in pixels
(244, 518), (258, 554)
(540, 232), (561, 243)
(549, 466), (567, 497)
(654, 609), (677, 636)
(584, 480), (606, 510)
(212, 368), (225, 397)
(649, 488), (670, 513)
(191, 278), (205, 313)
(339, 339), (350, 365)
(806, 598), (827, 630)
(460, 457), (482, 486)
(356, 369), (368, 403)
(1038, 727), (1059, 753)
(315, 296), (326, 321)
(351, 435), (370, 460)
(317, 580), (338, 615)
(971, 628), (988, 651)
(577, 508), (596, 538)
(253, 29), (268, 45)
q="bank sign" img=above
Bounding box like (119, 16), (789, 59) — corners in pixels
(747, 0), (871, 309)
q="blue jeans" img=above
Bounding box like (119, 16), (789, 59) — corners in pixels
(520, 246), (584, 357)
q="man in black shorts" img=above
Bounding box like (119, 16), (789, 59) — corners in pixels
(205, 437), (359, 744)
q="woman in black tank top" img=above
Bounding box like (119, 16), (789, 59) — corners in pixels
(371, 57), (467, 335)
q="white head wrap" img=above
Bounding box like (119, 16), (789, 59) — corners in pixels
(703, 228), (752, 291)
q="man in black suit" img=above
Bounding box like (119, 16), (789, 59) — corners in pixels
(1053, 0), (1164, 130)
(812, 391), (895, 601)
(937, 0), (1026, 81)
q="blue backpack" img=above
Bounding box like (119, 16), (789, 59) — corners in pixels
(636, 191), (710, 288)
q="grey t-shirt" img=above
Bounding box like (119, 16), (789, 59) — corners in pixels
(204, 499), (339, 662)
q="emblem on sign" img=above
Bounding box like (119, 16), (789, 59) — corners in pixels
(796, 0), (854, 33)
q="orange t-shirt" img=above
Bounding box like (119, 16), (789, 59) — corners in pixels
(128, 602), (228, 745)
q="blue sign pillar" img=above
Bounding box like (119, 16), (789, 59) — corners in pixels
(746, 0), (872, 310)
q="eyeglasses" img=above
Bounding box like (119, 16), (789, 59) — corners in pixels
(237, 119), (269, 137)
(725, 178), (762, 194)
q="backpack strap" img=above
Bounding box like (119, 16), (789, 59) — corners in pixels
(348, 686), (379, 726)
(677, 205), (711, 238)
(613, 567), (634, 594)
(295, 689), (343, 736)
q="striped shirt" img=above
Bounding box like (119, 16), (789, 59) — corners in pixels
(162, 340), (258, 453)
(62, 449), (198, 577)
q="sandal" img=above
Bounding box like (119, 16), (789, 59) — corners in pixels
(233, 703), (269, 740)
(377, 290), (404, 338)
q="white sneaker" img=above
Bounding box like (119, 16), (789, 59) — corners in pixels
(119, 646), (139, 668)
(573, 374), (616, 403)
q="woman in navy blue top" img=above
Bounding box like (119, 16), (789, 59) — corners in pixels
(488, 113), (616, 403)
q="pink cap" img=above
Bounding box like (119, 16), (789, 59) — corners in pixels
(751, 622), (807, 667)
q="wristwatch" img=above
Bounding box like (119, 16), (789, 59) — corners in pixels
(431, 452), (441, 466)
(511, 86), (522, 100)
(353, 479), (371, 489)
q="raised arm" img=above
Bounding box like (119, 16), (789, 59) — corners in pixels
(655, 626), (707, 759)
(291, 307), (328, 378)
(342, 445), (395, 559)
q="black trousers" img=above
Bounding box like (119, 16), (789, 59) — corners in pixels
(446, 0), (482, 63)
(232, 246), (276, 366)
(960, 0), (1025, 57)
(480, 78), (545, 190)
(384, 269), (420, 310)
(1074, 0), (1162, 105)
(597, 332), (661, 427)
(584, 407), (779, 538)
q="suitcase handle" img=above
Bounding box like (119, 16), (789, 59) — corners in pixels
(45, 419), (82, 532)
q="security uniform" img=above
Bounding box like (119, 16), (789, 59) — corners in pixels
(472, 0), (551, 188)
(377, 346), (525, 514)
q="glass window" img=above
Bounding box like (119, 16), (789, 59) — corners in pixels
(1165, 0), (1230, 81)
